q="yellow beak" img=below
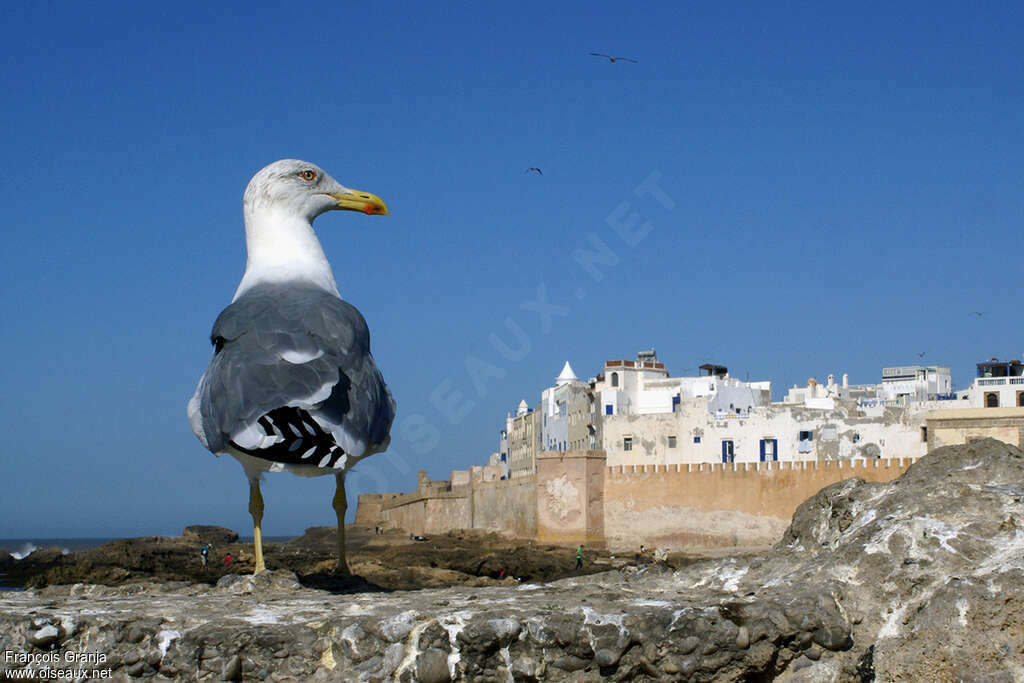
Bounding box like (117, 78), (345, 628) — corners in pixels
(328, 190), (389, 216)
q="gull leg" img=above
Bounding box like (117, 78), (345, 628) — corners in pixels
(332, 473), (351, 576)
(249, 478), (266, 574)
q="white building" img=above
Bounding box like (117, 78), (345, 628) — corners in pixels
(540, 362), (593, 451)
(881, 365), (953, 401)
(501, 399), (541, 479)
(592, 352), (771, 418)
(600, 398), (934, 466)
(969, 359), (1024, 408)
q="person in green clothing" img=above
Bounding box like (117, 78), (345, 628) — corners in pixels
(575, 545), (583, 570)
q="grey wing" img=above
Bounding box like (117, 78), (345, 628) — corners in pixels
(188, 285), (395, 469)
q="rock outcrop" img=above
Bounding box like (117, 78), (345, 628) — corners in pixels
(181, 525), (239, 545)
(1, 439), (1021, 681)
(5, 528), (618, 591)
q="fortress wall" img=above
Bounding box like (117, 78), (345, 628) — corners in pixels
(471, 477), (537, 539)
(358, 477), (535, 539)
(354, 494), (386, 526)
(535, 451), (605, 546)
(927, 408), (1024, 450)
(603, 457), (917, 551)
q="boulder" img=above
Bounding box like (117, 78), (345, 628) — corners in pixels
(182, 525), (239, 544)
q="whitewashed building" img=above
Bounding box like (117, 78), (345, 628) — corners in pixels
(969, 359), (1024, 408)
(540, 362), (594, 452)
(501, 399), (541, 479)
(880, 365), (953, 401)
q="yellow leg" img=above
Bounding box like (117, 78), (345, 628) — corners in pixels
(332, 474), (350, 576)
(249, 478), (266, 574)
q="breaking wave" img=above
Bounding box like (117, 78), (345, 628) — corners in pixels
(9, 542), (37, 560)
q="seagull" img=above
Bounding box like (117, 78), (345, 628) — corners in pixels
(525, 167), (542, 175)
(589, 52), (638, 64)
(188, 159), (396, 576)
(970, 311), (985, 317)
(917, 352), (926, 358)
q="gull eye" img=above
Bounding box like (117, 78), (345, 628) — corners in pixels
(299, 170), (316, 181)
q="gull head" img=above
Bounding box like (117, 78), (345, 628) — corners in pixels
(243, 159), (388, 221)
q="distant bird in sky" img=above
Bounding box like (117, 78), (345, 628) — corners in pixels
(589, 52), (638, 64)
(970, 311), (985, 317)
(188, 159), (395, 576)
(525, 167), (542, 175)
(917, 352), (926, 358)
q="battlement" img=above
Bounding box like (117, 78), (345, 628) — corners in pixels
(606, 456), (920, 476)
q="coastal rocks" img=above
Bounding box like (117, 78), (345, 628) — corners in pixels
(753, 437), (1024, 680)
(182, 525), (239, 544)
(7, 527), (616, 592)
(1, 439), (1022, 680)
(0, 573), (853, 681)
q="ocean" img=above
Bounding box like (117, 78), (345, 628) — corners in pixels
(0, 536), (293, 591)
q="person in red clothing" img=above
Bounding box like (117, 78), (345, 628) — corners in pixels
(223, 553), (233, 567)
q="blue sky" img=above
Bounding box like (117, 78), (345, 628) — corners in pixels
(2, 2), (1021, 538)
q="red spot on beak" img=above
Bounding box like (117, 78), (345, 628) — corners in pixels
(362, 204), (377, 215)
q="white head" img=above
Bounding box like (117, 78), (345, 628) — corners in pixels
(243, 159), (388, 220)
(234, 159), (388, 300)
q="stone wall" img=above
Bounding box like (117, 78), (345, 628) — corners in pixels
(603, 457), (917, 551)
(927, 407), (1024, 450)
(363, 471), (537, 539)
(378, 492), (470, 537)
(353, 493), (402, 526)
(535, 451), (605, 545)
(470, 477), (537, 539)
(356, 454), (920, 550)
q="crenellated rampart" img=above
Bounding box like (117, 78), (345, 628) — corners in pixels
(357, 454), (919, 550)
(603, 457), (918, 550)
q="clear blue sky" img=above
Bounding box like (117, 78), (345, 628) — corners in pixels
(2, 2), (1021, 538)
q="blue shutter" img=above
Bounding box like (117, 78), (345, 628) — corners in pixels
(772, 439), (778, 461)
(605, 405), (613, 415)
(759, 440), (766, 462)
(721, 441), (728, 463)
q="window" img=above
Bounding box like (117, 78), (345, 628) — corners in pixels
(605, 404), (614, 415)
(693, 436), (701, 444)
(623, 437), (633, 451)
(920, 427), (928, 443)
(986, 392), (1000, 408)
(672, 396), (681, 412)
(668, 436), (677, 448)
(798, 430), (813, 454)
(760, 438), (777, 462)
(853, 433), (861, 443)
(1018, 391), (1024, 407)
(721, 440), (734, 463)
(611, 372), (619, 387)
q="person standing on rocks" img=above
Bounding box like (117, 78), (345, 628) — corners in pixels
(575, 545), (583, 570)
(200, 543), (210, 569)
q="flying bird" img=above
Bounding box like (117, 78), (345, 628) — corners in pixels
(917, 352), (926, 358)
(188, 159), (395, 576)
(970, 311), (985, 317)
(525, 167), (542, 175)
(589, 52), (638, 64)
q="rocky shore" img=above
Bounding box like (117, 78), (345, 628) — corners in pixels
(2, 438), (1022, 681)
(1, 525), (639, 593)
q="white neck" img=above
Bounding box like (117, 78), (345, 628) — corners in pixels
(233, 206), (340, 301)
